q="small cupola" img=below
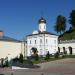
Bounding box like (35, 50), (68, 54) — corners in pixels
(38, 17), (46, 32)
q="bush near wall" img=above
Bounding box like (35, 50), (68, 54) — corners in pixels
(54, 52), (59, 58)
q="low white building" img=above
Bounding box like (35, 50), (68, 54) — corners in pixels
(26, 17), (58, 56)
(0, 31), (22, 61)
(58, 40), (75, 55)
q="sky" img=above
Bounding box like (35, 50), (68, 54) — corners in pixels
(0, 0), (75, 40)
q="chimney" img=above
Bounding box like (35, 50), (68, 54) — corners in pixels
(0, 31), (4, 37)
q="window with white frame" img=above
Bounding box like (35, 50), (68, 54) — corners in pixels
(46, 39), (48, 43)
(40, 39), (42, 43)
(35, 40), (36, 44)
(54, 40), (56, 44)
(30, 40), (31, 44)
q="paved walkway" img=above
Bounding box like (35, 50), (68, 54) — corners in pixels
(0, 58), (75, 75)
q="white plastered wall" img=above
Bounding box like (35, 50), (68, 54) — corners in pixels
(59, 42), (75, 54)
(0, 41), (22, 60)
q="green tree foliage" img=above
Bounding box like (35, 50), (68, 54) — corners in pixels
(1, 58), (4, 67)
(69, 10), (75, 28)
(35, 54), (39, 61)
(54, 15), (66, 35)
(45, 51), (50, 60)
(54, 52), (59, 58)
(5, 57), (9, 67)
(5, 60), (8, 67)
(19, 53), (23, 63)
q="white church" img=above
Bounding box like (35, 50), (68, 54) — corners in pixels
(25, 17), (58, 56)
(0, 17), (75, 61)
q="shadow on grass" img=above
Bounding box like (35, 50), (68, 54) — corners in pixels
(12, 61), (40, 69)
(0, 74), (4, 75)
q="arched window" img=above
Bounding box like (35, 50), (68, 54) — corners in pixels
(68, 47), (72, 55)
(31, 47), (38, 55)
(63, 47), (67, 54)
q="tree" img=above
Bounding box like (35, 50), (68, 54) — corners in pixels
(54, 15), (66, 35)
(54, 52), (59, 58)
(35, 54), (39, 61)
(5, 57), (9, 67)
(19, 53), (23, 63)
(1, 58), (4, 67)
(45, 51), (50, 60)
(69, 10), (75, 28)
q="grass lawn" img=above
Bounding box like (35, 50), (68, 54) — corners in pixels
(64, 55), (75, 58)
(32, 55), (75, 64)
(32, 57), (64, 64)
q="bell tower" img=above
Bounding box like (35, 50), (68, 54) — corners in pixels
(38, 17), (46, 32)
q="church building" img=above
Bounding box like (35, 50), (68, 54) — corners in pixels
(26, 17), (58, 56)
(0, 17), (58, 61)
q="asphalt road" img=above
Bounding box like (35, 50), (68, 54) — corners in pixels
(0, 58), (75, 75)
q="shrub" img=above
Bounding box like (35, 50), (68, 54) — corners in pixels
(54, 52), (59, 58)
(35, 54), (39, 61)
(5, 59), (9, 67)
(19, 53), (23, 63)
(45, 51), (50, 60)
(1, 58), (4, 67)
(64, 51), (67, 55)
(13, 57), (19, 62)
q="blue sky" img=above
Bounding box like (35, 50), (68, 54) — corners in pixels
(0, 0), (75, 40)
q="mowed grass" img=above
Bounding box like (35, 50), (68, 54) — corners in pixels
(64, 55), (75, 58)
(32, 55), (75, 64)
